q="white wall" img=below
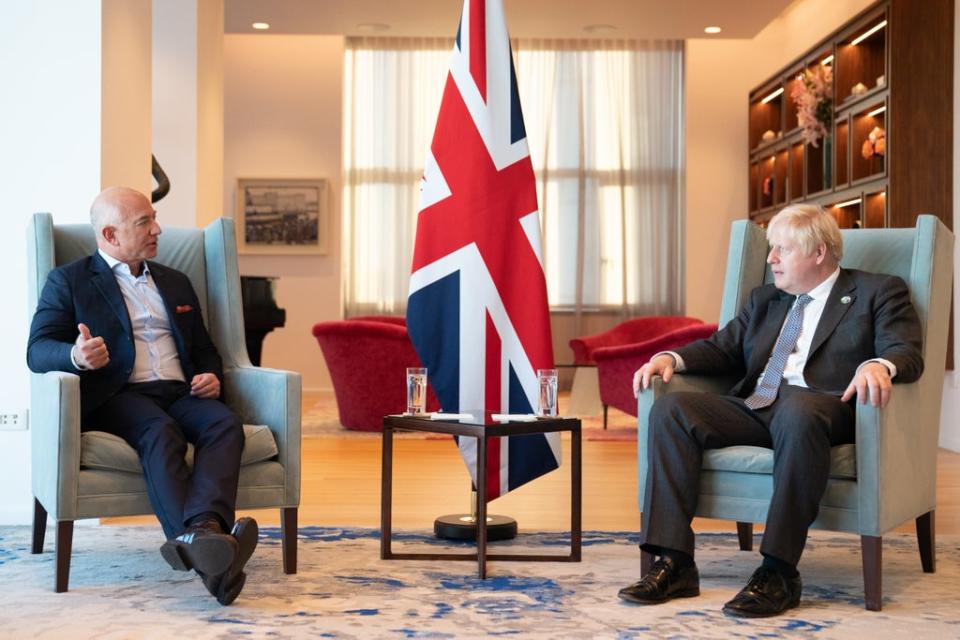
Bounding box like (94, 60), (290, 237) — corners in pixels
(152, 0), (224, 229)
(223, 35), (344, 391)
(0, 0), (152, 524)
(941, 0), (960, 452)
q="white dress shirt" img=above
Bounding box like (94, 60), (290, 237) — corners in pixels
(72, 250), (186, 383)
(660, 268), (896, 392)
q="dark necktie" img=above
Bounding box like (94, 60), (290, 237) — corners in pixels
(744, 294), (813, 410)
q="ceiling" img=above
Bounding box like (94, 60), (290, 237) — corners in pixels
(225, 0), (795, 40)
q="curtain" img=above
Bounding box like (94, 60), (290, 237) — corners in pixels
(342, 37), (685, 319)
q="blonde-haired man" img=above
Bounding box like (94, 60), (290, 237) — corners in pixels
(619, 204), (923, 617)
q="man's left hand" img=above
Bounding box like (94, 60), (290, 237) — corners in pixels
(190, 373), (220, 399)
(841, 362), (892, 408)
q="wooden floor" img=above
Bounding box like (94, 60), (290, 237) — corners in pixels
(109, 391), (960, 536)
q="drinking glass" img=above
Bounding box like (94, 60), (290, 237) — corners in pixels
(406, 367), (427, 415)
(537, 368), (558, 417)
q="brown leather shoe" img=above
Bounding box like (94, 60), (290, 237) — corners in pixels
(722, 566), (801, 618)
(618, 557), (700, 604)
(160, 519), (237, 577)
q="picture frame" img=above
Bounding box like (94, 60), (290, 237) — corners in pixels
(235, 178), (329, 255)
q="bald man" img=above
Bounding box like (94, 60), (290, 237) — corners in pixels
(27, 187), (257, 605)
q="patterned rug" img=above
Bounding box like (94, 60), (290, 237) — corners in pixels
(1, 525), (957, 638)
(303, 392), (637, 441)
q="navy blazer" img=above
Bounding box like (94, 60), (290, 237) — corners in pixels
(27, 252), (223, 419)
(675, 268), (924, 397)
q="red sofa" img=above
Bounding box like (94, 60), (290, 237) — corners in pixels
(592, 322), (719, 426)
(311, 317), (440, 431)
(569, 316), (705, 365)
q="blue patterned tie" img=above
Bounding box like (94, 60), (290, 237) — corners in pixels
(744, 294), (813, 410)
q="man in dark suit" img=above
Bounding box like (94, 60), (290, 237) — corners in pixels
(27, 186), (258, 605)
(618, 204), (923, 617)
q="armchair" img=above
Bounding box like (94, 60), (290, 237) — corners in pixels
(27, 213), (302, 592)
(636, 215), (953, 610)
(312, 319), (440, 431)
(593, 323), (718, 427)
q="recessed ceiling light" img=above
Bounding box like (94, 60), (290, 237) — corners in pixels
(704, 26), (722, 34)
(583, 24), (617, 34)
(356, 22), (390, 33)
(252, 22), (270, 30)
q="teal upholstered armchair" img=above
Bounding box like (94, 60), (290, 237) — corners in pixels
(26, 213), (302, 592)
(637, 215), (954, 611)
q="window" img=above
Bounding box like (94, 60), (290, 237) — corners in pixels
(343, 37), (684, 316)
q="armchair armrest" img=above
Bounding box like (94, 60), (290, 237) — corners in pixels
(30, 371), (81, 521)
(224, 365), (302, 506)
(636, 373), (737, 509)
(853, 381), (935, 535)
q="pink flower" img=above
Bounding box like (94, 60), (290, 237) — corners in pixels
(791, 65), (833, 147)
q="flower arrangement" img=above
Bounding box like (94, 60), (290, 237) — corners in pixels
(861, 126), (885, 159)
(791, 64), (833, 147)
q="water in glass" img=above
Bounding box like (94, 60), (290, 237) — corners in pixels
(406, 367), (427, 415)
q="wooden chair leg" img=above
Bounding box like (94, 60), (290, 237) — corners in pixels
(281, 506), (298, 574)
(916, 509), (935, 573)
(861, 535), (882, 611)
(32, 498), (47, 554)
(736, 521), (753, 551)
(641, 550), (655, 576)
(603, 405), (608, 430)
(55, 520), (74, 593)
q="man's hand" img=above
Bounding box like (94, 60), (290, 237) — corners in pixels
(841, 362), (892, 408)
(190, 372), (221, 399)
(73, 323), (109, 369)
(633, 354), (677, 396)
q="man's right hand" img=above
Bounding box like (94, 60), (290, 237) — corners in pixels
(73, 323), (110, 370)
(633, 354), (677, 396)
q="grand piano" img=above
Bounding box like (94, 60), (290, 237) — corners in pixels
(240, 276), (286, 366)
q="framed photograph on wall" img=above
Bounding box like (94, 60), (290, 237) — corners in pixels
(236, 178), (329, 255)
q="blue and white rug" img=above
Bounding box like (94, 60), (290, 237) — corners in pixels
(1, 525), (957, 638)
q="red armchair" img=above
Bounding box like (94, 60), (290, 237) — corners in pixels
(569, 316), (705, 365)
(311, 318), (440, 431)
(592, 322), (719, 428)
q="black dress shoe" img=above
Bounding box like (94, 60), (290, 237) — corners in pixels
(160, 519), (238, 577)
(722, 566), (802, 618)
(618, 557), (700, 604)
(200, 517), (259, 606)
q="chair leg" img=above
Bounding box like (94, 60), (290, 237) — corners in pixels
(55, 520), (74, 593)
(861, 535), (882, 611)
(603, 405), (608, 430)
(32, 498), (47, 554)
(281, 506), (298, 574)
(735, 522), (753, 551)
(916, 509), (935, 573)
(641, 550), (655, 576)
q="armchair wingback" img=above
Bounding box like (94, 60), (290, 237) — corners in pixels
(27, 213), (302, 592)
(637, 215), (953, 610)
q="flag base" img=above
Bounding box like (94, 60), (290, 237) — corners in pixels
(434, 514), (518, 541)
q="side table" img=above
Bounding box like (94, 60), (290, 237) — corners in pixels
(380, 413), (582, 578)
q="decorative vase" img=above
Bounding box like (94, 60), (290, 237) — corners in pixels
(823, 134), (833, 189)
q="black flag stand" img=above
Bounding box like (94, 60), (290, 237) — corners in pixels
(434, 488), (518, 541)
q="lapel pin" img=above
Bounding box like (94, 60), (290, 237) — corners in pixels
(840, 296), (851, 304)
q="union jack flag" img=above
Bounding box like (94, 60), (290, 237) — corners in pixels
(406, 0), (561, 501)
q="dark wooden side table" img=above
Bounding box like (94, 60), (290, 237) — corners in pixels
(380, 413), (582, 578)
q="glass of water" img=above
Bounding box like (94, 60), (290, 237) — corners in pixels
(406, 367), (427, 415)
(537, 368), (558, 417)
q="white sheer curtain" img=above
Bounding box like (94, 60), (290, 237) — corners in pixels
(342, 37), (684, 318)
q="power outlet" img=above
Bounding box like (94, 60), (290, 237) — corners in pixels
(0, 410), (28, 431)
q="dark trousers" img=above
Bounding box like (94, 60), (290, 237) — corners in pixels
(83, 380), (244, 540)
(639, 384), (855, 566)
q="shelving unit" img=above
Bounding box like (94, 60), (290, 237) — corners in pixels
(746, 0), (952, 235)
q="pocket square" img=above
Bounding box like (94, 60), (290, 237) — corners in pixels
(175, 304), (193, 314)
